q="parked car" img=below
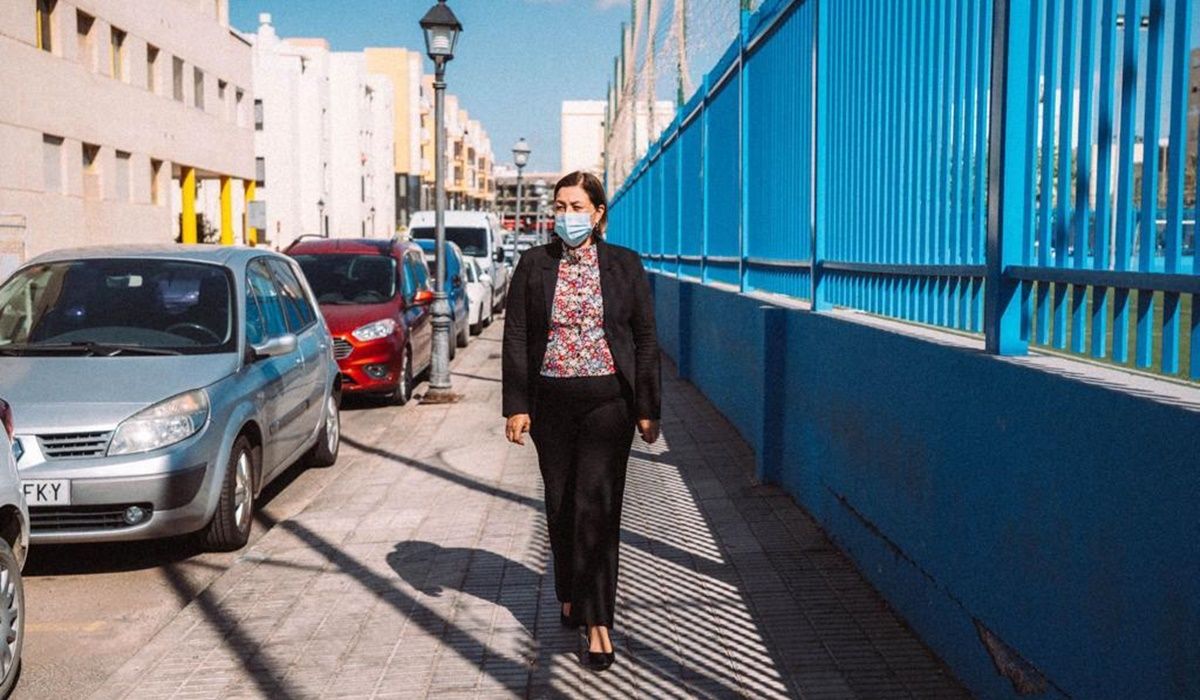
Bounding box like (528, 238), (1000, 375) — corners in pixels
(288, 238), (433, 404)
(409, 210), (509, 312)
(0, 399), (28, 698)
(415, 239), (471, 355)
(0, 246), (340, 551)
(463, 258), (494, 335)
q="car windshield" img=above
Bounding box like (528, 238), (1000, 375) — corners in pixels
(292, 254), (397, 305)
(0, 259), (235, 355)
(410, 227), (487, 257)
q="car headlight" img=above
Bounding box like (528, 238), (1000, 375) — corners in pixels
(109, 390), (210, 456)
(351, 319), (397, 342)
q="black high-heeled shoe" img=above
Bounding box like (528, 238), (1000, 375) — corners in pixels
(582, 648), (615, 672)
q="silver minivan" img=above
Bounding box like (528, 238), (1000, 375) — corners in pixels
(0, 246), (340, 551)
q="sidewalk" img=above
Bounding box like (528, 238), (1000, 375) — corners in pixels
(89, 320), (969, 699)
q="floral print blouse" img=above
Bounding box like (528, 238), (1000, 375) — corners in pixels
(540, 245), (617, 378)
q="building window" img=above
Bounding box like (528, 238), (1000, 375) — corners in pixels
(255, 157), (265, 187)
(217, 80), (227, 119)
(254, 99), (263, 131)
(76, 10), (95, 71)
(35, 0), (56, 52)
(146, 44), (158, 93)
(193, 68), (204, 110)
(82, 143), (101, 200)
(150, 159), (163, 204)
(42, 135), (64, 193)
(172, 57), (184, 102)
(114, 151), (131, 201)
(110, 27), (126, 81)
(235, 88), (245, 126)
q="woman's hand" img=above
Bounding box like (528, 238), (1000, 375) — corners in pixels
(506, 414), (532, 445)
(637, 419), (661, 444)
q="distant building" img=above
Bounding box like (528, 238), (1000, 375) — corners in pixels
(561, 100), (606, 175)
(365, 48), (424, 229)
(420, 76), (495, 215)
(249, 14), (394, 248)
(249, 16), (331, 247)
(328, 53), (394, 239)
(494, 168), (560, 234)
(0, 0), (255, 270)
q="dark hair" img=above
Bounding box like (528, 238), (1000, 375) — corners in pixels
(553, 171), (608, 237)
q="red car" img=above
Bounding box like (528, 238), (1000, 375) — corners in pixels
(288, 238), (433, 404)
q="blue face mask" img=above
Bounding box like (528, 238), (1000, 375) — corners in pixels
(554, 213), (595, 248)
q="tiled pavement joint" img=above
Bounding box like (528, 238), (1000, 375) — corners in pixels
(89, 321), (969, 699)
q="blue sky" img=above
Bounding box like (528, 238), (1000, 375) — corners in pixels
(231, 0), (633, 173)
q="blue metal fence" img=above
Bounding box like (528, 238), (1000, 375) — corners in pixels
(606, 0), (1199, 382)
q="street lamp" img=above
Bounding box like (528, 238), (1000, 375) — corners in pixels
(512, 137), (530, 236)
(420, 0), (462, 402)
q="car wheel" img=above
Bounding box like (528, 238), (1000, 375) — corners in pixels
(390, 348), (414, 405)
(0, 538), (23, 700)
(200, 436), (256, 552)
(306, 393), (340, 467)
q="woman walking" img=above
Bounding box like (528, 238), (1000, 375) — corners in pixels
(502, 171), (661, 672)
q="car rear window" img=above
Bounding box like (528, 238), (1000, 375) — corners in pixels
(410, 227), (487, 257)
(292, 254), (397, 305)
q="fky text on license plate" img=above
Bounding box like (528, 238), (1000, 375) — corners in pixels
(23, 480), (71, 506)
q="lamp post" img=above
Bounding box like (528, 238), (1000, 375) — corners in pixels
(420, 0), (462, 402)
(512, 137), (530, 236)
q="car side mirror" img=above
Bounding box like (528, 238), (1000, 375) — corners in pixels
(252, 334), (298, 360)
(493, 250), (504, 263)
(413, 289), (434, 305)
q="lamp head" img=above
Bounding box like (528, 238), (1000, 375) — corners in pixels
(420, 0), (462, 62)
(512, 137), (531, 168)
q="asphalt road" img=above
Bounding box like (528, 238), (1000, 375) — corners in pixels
(14, 396), (382, 700)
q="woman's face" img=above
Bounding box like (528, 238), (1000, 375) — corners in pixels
(553, 185), (604, 229)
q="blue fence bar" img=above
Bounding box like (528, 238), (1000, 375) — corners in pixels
(606, 0), (1197, 382)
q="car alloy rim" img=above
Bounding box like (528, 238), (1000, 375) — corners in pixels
(326, 396), (340, 454)
(0, 561), (17, 681)
(233, 451), (252, 531)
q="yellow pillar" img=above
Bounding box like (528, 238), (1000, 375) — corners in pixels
(181, 166), (197, 244)
(219, 176), (233, 246)
(244, 180), (257, 246)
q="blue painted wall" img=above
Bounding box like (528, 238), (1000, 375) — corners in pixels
(651, 272), (1200, 700)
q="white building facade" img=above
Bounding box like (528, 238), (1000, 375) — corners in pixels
(249, 16), (332, 248)
(0, 0), (256, 271)
(561, 100), (607, 176)
(329, 53), (395, 240)
(249, 15), (394, 248)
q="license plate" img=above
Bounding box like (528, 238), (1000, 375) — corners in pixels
(22, 480), (71, 506)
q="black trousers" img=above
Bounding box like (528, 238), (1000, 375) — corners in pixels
(530, 374), (635, 629)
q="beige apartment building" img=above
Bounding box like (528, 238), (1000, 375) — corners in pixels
(0, 0), (255, 272)
(419, 74), (495, 215)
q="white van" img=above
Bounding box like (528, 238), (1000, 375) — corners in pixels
(408, 211), (508, 312)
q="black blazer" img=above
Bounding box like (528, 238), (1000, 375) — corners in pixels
(502, 238), (661, 421)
